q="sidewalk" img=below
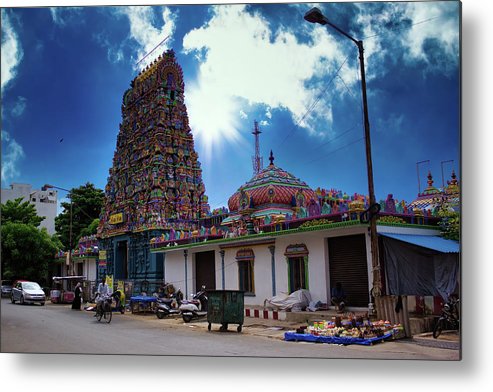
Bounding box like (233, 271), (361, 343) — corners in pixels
(412, 330), (460, 350)
(137, 312), (461, 350)
(107, 304), (461, 349)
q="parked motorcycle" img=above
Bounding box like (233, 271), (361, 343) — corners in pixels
(155, 288), (183, 319)
(179, 285), (208, 323)
(433, 295), (459, 339)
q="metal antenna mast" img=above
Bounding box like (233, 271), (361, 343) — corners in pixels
(416, 160), (430, 195)
(440, 160), (454, 188)
(252, 120), (263, 175)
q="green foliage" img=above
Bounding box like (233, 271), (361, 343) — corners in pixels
(437, 209), (460, 241)
(1, 223), (61, 284)
(79, 218), (100, 238)
(1, 197), (45, 227)
(54, 183), (104, 249)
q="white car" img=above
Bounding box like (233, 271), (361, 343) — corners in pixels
(11, 281), (46, 305)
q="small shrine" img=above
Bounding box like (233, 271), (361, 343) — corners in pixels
(97, 49), (210, 287)
(407, 170), (460, 215)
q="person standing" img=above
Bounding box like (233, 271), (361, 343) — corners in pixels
(72, 282), (83, 310)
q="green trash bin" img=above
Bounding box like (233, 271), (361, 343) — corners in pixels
(207, 290), (244, 332)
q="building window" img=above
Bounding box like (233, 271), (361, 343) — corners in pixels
(236, 249), (255, 295)
(285, 244), (309, 293)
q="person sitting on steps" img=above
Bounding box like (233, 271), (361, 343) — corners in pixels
(331, 282), (347, 313)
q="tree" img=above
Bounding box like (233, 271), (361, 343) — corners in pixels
(1, 223), (62, 285)
(54, 183), (104, 249)
(1, 197), (45, 227)
(437, 207), (460, 241)
(79, 218), (100, 238)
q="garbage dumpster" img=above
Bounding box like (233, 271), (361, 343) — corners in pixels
(207, 290), (244, 332)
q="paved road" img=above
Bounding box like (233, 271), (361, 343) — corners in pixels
(1, 299), (459, 359)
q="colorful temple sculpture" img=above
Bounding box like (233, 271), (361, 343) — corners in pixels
(222, 150), (317, 231)
(407, 170), (460, 215)
(97, 49), (210, 288)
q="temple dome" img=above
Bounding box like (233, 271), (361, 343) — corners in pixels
(228, 152), (316, 214)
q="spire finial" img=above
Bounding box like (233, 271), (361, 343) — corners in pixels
(269, 150), (275, 166)
(427, 170), (434, 187)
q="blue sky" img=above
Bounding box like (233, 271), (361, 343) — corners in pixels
(1, 1), (460, 211)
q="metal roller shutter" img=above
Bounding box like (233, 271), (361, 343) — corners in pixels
(328, 234), (369, 307)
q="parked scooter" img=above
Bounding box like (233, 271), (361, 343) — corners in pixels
(179, 285), (208, 323)
(433, 294), (460, 338)
(154, 287), (183, 319)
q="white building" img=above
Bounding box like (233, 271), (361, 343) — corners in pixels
(1, 183), (58, 234)
(150, 156), (459, 317)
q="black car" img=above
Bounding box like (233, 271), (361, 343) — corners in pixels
(1, 280), (13, 297)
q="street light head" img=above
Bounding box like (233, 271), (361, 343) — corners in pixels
(304, 7), (328, 25)
(42, 184), (53, 191)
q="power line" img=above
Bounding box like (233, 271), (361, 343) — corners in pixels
(278, 54), (352, 148)
(306, 136), (365, 165)
(363, 15), (443, 41)
(308, 122), (361, 155)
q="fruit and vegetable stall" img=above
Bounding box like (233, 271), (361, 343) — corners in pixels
(284, 317), (405, 346)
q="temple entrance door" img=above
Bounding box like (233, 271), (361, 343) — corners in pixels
(115, 240), (128, 279)
(195, 251), (216, 292)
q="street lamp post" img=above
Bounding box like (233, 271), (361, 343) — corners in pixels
(304, 8), (382, 302)
(43, 184), (73, 276)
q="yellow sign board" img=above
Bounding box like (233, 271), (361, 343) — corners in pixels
(99, 250), (107, 261)
(109, 213), (124, 224)
(106, 275), (113, 291)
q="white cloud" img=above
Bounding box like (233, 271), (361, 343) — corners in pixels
(11, 96), (27, 117)
(93, 31), (125, 64)
(50, 7), (84, 26)
(115, 6), (177, 69)
(239, 110), (248, 119)
(376, 113), (405, 134)
(355, 2), (459, 76)
(182, 4), (349, 157)
(402, 2), (459, 72)
(1, 130), (25, 183)
(1, 9), (24, 93)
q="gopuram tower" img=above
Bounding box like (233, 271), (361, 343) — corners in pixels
(97, 49), (210, 289)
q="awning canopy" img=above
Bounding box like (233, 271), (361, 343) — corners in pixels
(380, 234), (460, 299)
(380, 233), (459, 253)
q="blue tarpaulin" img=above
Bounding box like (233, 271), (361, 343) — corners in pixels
(284, 332), (393, 346)
(380, 233), (459, 253)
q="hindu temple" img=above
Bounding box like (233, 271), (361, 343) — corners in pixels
(97, 49), (210, 289)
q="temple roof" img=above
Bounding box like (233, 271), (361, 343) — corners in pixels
(228, 151), (316, 213)
(408, 170), (460, 212)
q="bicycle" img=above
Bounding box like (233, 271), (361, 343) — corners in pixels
(94, 295), (112, 324)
